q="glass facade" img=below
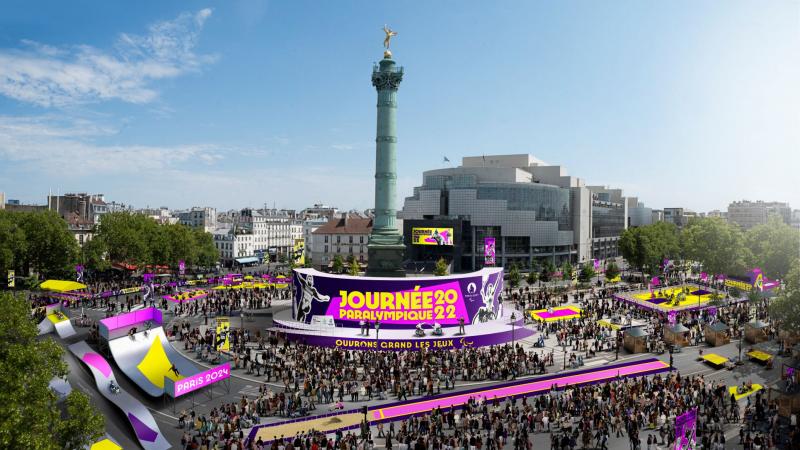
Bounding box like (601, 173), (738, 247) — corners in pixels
(476, 184), (572, 231)
(592, 204), (625, 238)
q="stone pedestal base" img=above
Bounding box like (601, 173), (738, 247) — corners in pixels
(366, 244), (406, 277)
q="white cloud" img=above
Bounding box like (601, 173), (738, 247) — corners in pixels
(0, 115), (224, 174)
(0, 9), (216, 107)
(331, 144), (354, 151)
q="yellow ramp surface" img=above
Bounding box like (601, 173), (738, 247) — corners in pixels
(91, 439), (122, 450)
(702, 354), (729, 366)
(47, 313), (69, 324)
(728, 384), (763, 400)
(40, 279), (87, 292)
(136, 336), (184, 388)
(747, 350), (772, 362)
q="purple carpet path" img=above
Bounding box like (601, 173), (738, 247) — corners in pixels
(372, 358), (669, 421)
(646, 298), (669, 305)
(246, 358), (670, 445)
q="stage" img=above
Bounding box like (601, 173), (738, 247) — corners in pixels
(613, 283), (727, 313)
(271, 307), (534, 350)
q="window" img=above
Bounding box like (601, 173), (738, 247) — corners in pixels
(360, 236), (364, 244)
(324, 236), (328, 243)
(349, 236), (353, 244)
(336, 236), (341, 244)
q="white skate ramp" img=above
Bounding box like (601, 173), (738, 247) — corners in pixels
(70, 341), (171, 450)
(108, 327), (199, 397)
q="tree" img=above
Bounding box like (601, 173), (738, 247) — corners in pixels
(347, 255), (360, 276)
(81, 237), (110, 272)
(434, 258), (449, 276)
(578, 265), (595, 283)
(681, 217), (749, 278)
(332, 255), (344, 274)
(540, 260), (555, 283)
(620, 222), (680, 276)
(561, 262), (574, 282)
(745, 216), (800, 279)
(770, 261), (800, 334)
(605, 261), (620, 281)
(525, 270), (538, 286)
(192, 229), (219, 269)
(0, 292), (104, 448)
(508, 263), (521, 288)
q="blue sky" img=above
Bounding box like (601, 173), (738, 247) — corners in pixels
(1, 1), (797, 212)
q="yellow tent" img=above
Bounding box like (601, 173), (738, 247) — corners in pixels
(40, 280), (87, 292)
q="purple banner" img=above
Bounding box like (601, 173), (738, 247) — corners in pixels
(592, 259), (600, 271)
(179, 260), (185, 276)
(484, 237), (495, 266)
(281, 327), (533, 351)
(167, 363), (230, 397)
(673, 408), (697, 450)
(293, 268), (503, 329)
(98, 307), (162, 339)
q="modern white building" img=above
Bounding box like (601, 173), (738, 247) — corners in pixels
(727, 200), (792, 230)
(310, 215), (372, 271)
(626, 197), (653, 228)
(401, 154), (631, 271)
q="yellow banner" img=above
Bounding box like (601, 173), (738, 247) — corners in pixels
(7, 270), (14, 288)
(293, 238), (305, 266)
(215, 317), (230, 351)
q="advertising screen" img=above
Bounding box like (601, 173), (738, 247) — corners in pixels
(292, 268), (503, 328)
(484, 237), (495, 266)
(411, 227), (453, 246)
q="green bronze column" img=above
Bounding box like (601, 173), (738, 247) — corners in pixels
(367, 44), (406, 277)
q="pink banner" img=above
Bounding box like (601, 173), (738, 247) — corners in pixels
(484, 238), (495, 266)
(170, 363), (230, 397)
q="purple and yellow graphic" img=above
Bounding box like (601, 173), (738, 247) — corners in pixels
(411, 227), (453, 246)
(163, 289), (209, 303)
(529, 306), (582, 322)
(293, 268), (503, 328)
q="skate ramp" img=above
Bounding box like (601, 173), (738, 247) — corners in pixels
(70, 341), (171, 450)
(108, 327), (198, 397)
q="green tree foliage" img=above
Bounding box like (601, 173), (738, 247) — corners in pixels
(507, 263), (521, 288)
(578, 265), (596, 282)
(681, 217), (749, 277)
(434, 258), (449, 276)
(332, 255), (344, 274)
(0, 292), (104, 448)
(769, 261), (800, 334)
(90, 212), (218, 271)
(561, 262), (574, 282)
(347, 255), (360, 276)
(744, 216), (800, 279)
(619, 222), (680, 275)
(0, 210), (79, 279)
(605, 261), (620, 280)
(525, 270), (538, 286)
(539, 260), (555, 283)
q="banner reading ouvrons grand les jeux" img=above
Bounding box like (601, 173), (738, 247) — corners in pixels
(292, 268), (504, 328)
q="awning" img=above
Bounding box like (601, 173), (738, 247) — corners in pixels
(40, 280), (87, 292)
(235, 257), (259, 264)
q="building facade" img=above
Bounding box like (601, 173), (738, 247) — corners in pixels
(401, 154), (630, 271)
(663, 208), (697, 228)
(176, 207), (217, 233)
(310, 215), (372, 271)
(727, 200), (791, 230)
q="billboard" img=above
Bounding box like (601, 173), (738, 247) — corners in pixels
(166, 363), (230, 398)
(215, 318), (230, 351)
(293, 238), (305, 266)
(484, 237), (495, 266)
(411, 227), (453, 246)
(292, 267), (503, 328)
(724, 267), (778, 292)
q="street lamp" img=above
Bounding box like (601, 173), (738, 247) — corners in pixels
(510, 312), (516, 347)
